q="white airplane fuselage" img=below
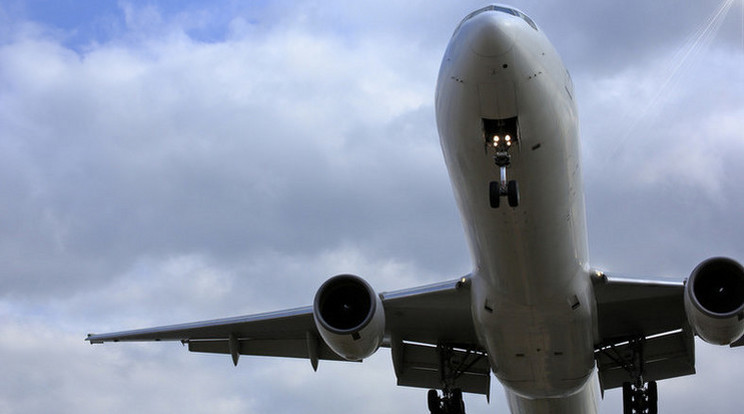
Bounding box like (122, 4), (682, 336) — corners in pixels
(436, 8), (598, 412)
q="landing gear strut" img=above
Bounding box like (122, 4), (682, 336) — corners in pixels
(425, 344), (485, 414)
(599, 338), (659, 414)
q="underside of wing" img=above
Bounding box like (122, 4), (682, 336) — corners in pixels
(87, 307), (347, 366)
(382, 277), (479, 346)
(593, 274), (687, 342)
(382, 277), (490, 395)
(593, 257), (744, 395)
(88, 275), (488, 393)
(592, 273), (695, 391)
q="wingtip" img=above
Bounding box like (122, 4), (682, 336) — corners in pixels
(86, 333), (104, 344)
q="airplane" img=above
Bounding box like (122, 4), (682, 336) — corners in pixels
(87, 5), (744, 414)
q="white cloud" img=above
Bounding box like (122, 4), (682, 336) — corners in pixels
(1, 1), (743, 413)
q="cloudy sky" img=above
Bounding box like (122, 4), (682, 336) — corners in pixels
(1, 0), (743, 413)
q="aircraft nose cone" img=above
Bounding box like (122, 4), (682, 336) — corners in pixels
(468, 13), (515, 57)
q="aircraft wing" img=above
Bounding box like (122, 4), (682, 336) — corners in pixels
(86, 306), (350, 364)
(88, 276), (489, 394)
(592, 273), (696, 392)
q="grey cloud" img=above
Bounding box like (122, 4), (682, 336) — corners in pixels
(0, 1), (742, 413)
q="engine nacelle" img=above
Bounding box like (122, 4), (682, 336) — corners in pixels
(313, 274), (385, 361)
(684, 257), (744, 345)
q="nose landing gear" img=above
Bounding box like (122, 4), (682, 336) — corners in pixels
(489, 175), (519, 208)
(484, 117), (519, 208)
(488, 149), (519, 208)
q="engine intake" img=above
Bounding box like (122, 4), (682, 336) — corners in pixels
(684, 257), (744, 345)
(313, 274), (385, 361)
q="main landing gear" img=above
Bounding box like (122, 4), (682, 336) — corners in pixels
(599, 338), (659, 414)
(425, 344), (486, 414)
(623, 381), (658, 414)
(428, 388), (465, 414)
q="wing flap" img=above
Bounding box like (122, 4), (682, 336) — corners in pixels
(187, 338), (347, 361)
(391, 339), (490, 395)
(383, 277), (489, 395)
(595, 329), (695, 390)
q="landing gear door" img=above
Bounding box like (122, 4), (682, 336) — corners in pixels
(478, 81), (516, 120)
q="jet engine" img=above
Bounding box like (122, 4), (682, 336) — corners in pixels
(684, 257), (744, 345)
(313, 274), (385, 361)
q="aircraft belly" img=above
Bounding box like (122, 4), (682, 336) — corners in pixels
(505, 374), (600, 414)
(473, 273), (595, 398)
